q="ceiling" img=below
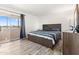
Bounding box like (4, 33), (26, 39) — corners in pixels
(0, 4), (74, 16)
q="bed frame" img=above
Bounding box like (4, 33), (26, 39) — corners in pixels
(28, 24), (61, 49)
(28, 34), (53, 48)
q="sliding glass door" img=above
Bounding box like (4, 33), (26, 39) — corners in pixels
(0, 16), (9, 43)
(0, 16), (20, 43)
(8, 17), (20, 41)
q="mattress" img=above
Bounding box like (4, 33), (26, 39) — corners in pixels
(28, 30), (61, 45)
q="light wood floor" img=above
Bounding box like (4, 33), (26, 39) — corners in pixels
(0, 39), (62, 55)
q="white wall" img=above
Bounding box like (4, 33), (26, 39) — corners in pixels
(37, 5), (75, 31)
(25, 14), (39, 37)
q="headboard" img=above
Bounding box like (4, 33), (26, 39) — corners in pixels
(43, 24), (61, 31)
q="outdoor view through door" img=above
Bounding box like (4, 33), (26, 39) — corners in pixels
(0, 16), (20, 43)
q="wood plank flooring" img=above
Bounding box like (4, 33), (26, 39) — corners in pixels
(0, 39), (62, 55)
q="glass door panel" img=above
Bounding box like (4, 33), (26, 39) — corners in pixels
(0, 16), (10, 43)
(0, 16), (20, 43)
(8, 17), (20, 41)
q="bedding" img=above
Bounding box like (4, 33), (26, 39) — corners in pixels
(28, 30), (61, 45)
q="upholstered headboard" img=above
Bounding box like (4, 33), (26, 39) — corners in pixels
(43, 24), (61, 31)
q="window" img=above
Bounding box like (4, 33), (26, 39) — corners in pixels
(0, 16), (20, 31)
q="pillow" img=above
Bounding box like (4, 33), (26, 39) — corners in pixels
(43, 28), (60, 31)
(51, 28), (60, 31)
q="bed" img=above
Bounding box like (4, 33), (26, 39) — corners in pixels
(28, 24), (61, 49)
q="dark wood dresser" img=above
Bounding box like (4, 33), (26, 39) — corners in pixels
(63, 32), (79, 55)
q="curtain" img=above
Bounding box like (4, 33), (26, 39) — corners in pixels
(20, 14), (26, 39)
(75, 4), (79, 33)
(76, 4), (79, 25)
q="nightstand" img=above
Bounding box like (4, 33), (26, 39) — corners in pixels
(63, 32), (79, 55)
